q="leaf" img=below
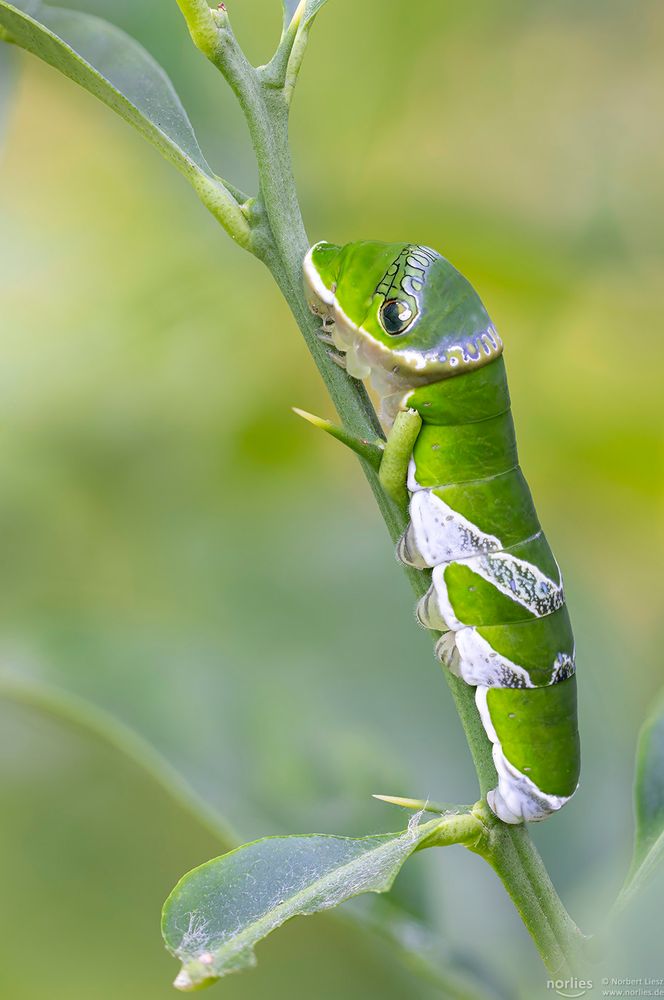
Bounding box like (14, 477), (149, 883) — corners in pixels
(303, 0), (330, 23)
(0, 696), (231, 999)
(343, 895), (494, 1000)
(282, 0), (299, 21)
(0, 676), (239, 846)
(0, 37), (18, 145)
(0, 0), (214, 182)
(283, 0), (330, 30)
(3, 682), (481, 998)
(162, 817), (439, 990)
(616, 692), (664, 908)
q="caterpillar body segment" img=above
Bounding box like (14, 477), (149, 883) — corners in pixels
(304, 240), (580, 824)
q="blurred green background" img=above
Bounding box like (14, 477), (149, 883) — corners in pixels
(0, 0), (663, 997)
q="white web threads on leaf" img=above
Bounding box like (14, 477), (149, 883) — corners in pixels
(175, 912), (211, 961)
(407, 806), (427, 839)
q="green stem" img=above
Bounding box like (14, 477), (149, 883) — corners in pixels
(264, 139), (588, 980)
(471, 803), (586, 976)
(252, 119), (586, 977)
(178, 3), (586, 980)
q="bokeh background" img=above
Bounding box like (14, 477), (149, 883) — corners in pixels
(0, 0), (663, 997)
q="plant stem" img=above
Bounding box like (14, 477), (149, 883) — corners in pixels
(180, 4), (586, 979)
(247, 102), (586, 977)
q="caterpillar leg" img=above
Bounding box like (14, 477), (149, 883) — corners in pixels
(327, 350), (348, 371)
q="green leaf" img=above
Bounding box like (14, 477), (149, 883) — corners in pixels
(0, 676), (239, 846)
(3, 683), (484, 998)
(0, 40), (18, 143)
(283, 0), (330, 30)
(162, 818), (440, 990)
(617, 692), (664, 908)
(0, 0), (213, 181)
(304, 0), (330, 23)
(343, 895), (493, 1000)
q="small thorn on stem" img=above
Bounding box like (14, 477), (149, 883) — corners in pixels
(292, 407), (384, 470)
(373, 794), (451, 814)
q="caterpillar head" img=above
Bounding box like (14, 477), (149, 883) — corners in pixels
(304, 240), (502, 407)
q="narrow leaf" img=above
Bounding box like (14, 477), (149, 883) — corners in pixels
(344, 895), (492, 1000)
(0, 40), (18, 147)
(282, 0), (300, 25)
(0, 0), (213, 180)
(283, 0), (329, 30)
(0, 674), (238, 845)
(162, 817), (438, 990)
(617, 692), (664, 908)
(303, 0), (330, 24)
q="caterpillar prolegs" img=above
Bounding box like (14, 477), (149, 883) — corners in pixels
(303, 240), (580, 824)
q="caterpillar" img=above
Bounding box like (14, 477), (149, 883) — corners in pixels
(303, 240), (580, 824)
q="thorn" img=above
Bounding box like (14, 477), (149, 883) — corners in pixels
(292, 408), (384, 470)
(373, 794), (451, 815)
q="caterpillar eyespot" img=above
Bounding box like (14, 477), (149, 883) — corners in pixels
(304, 240), (580, 825)
(380, 299), (414, 335)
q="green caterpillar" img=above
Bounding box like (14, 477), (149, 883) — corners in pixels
(303, 240), (580, 824)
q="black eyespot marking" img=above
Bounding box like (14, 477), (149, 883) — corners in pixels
(380, 299), (414, 335)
